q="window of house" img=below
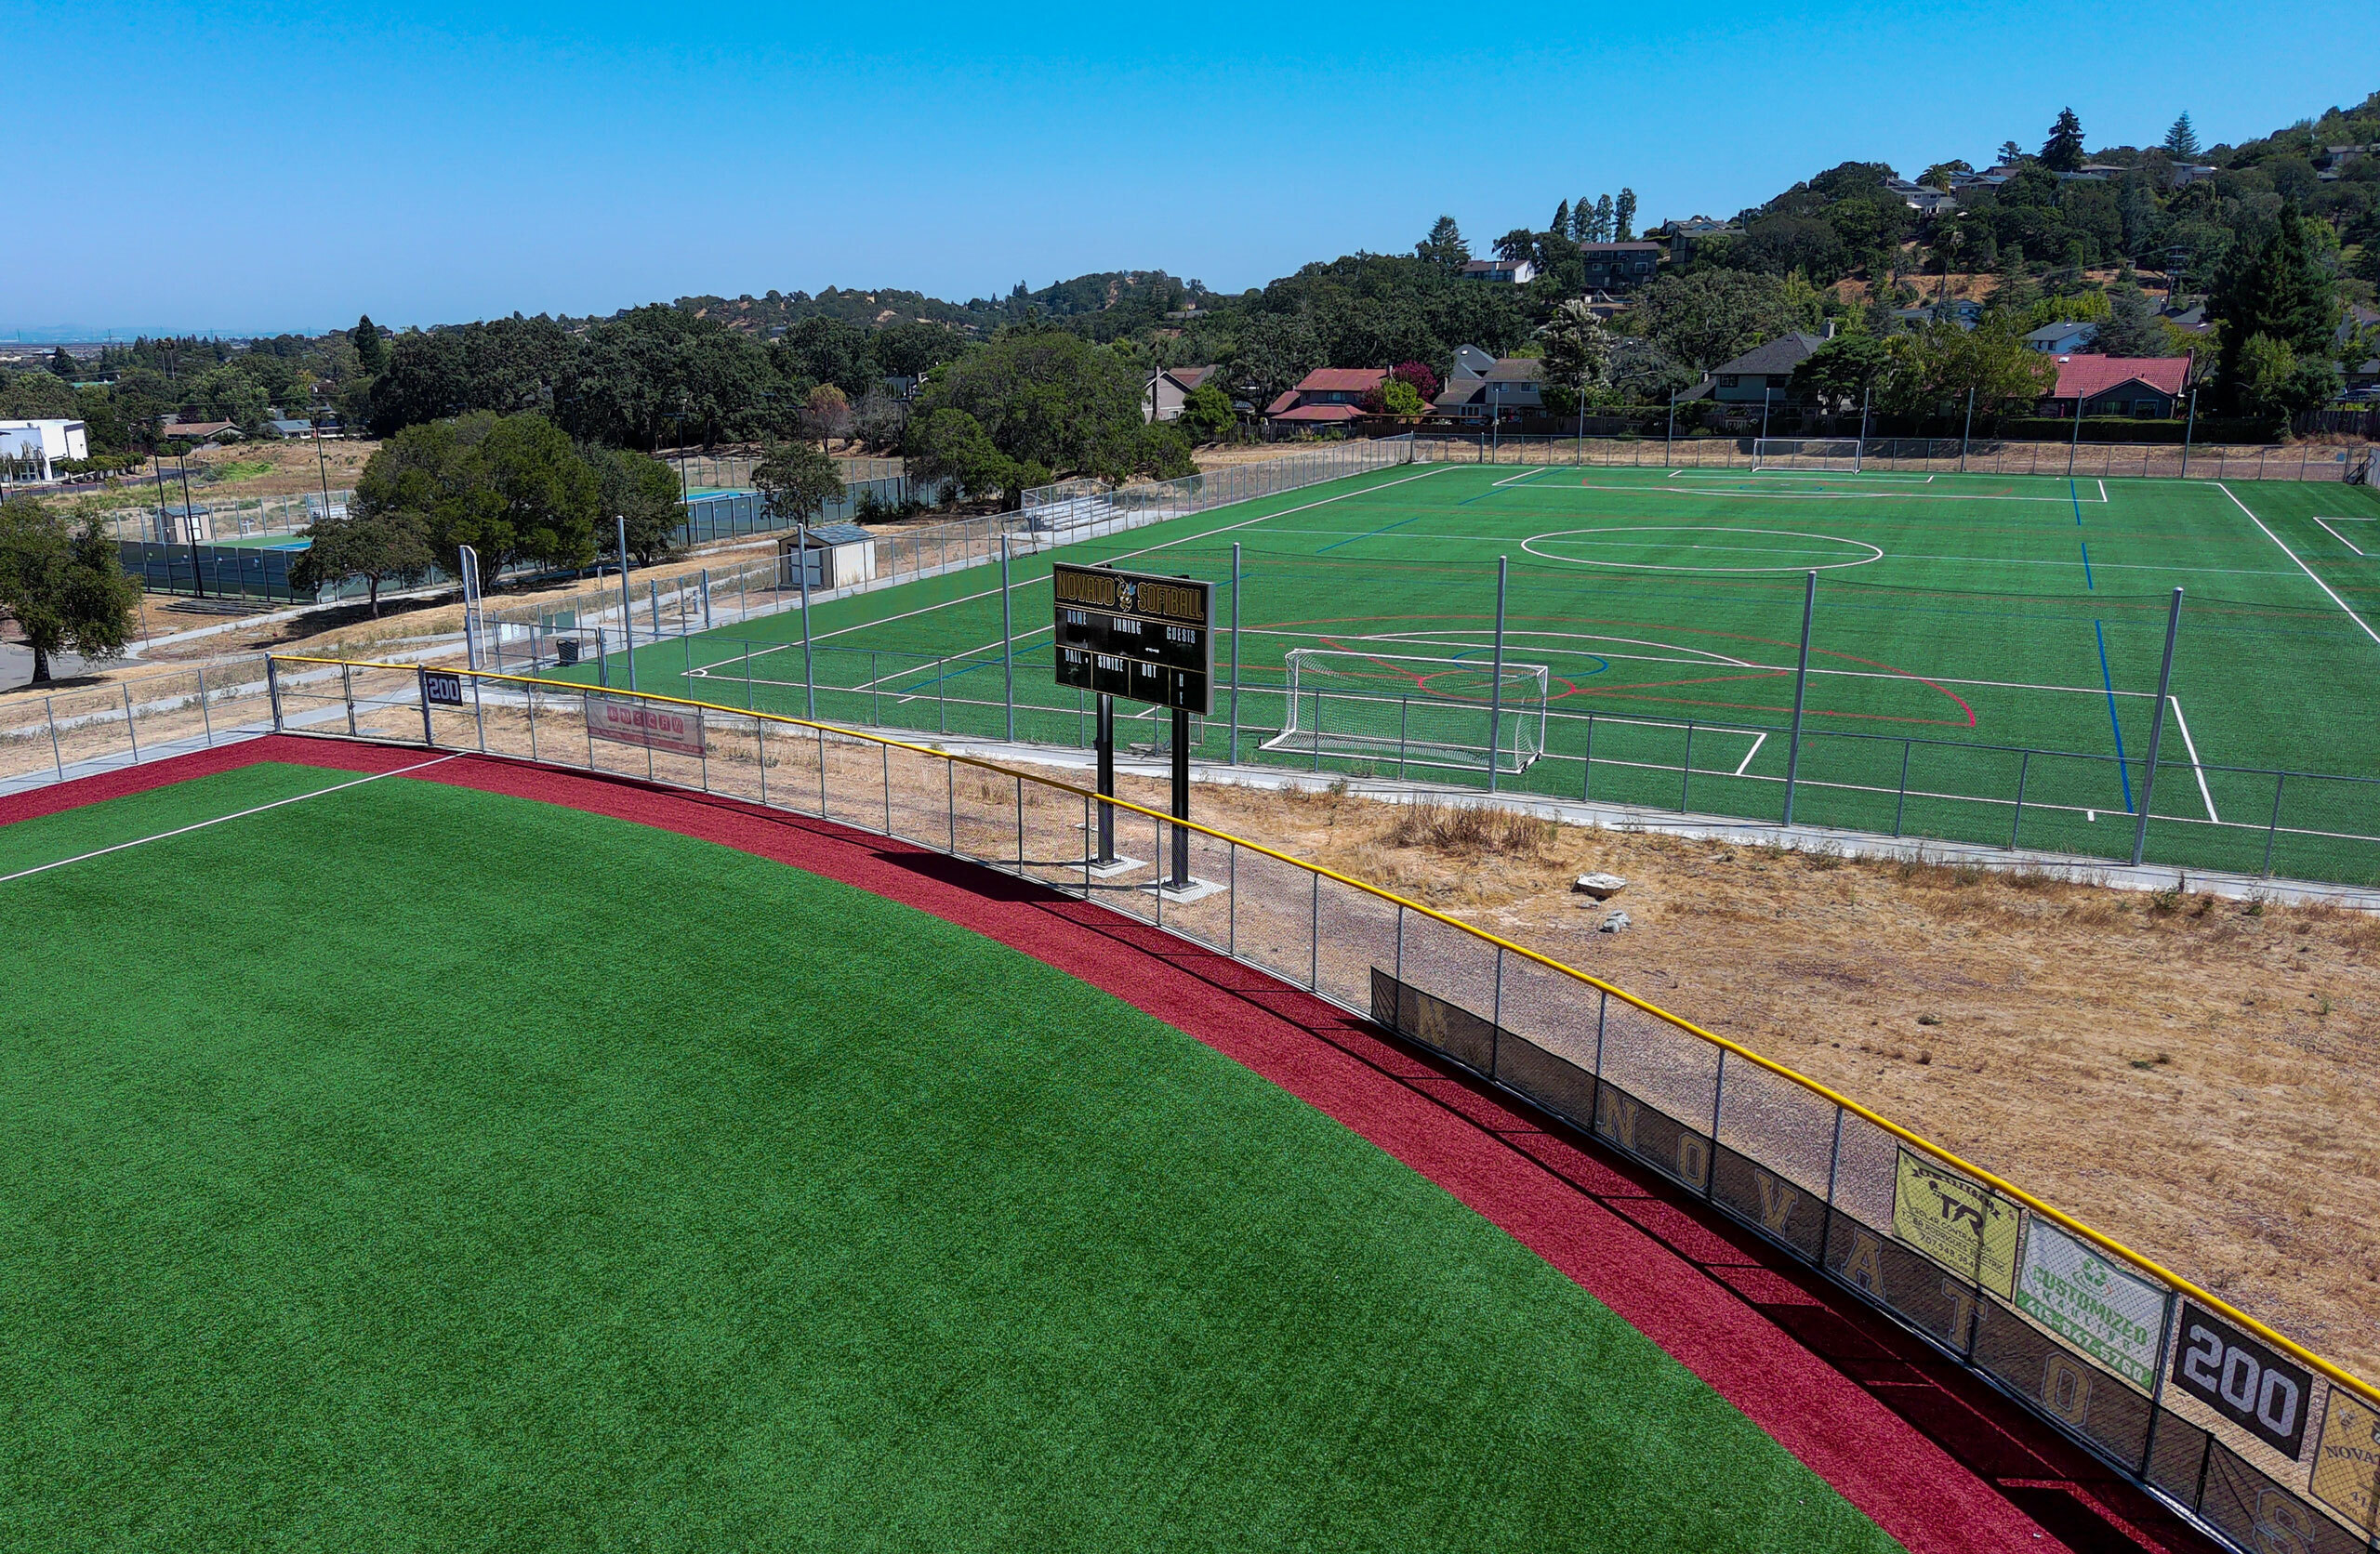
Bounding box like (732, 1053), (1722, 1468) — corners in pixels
(1768, 375), (1792, 388)
(1718, 374), (1739, 388)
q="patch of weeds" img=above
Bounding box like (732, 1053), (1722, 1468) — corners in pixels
(1916, 1012), (1942, 1026)
(2149, 889), (2182, 915)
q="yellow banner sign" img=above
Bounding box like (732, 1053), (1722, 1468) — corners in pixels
(1893, 1149), (2018, 1297)
(2311, 1386), (2380, 1534)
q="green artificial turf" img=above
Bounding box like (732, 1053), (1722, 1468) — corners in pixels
(564, 463), (2380, 880)
(0, 763), (1902, 1552)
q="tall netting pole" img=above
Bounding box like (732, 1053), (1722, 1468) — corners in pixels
(999, 533), (1015, 742)
(2130, 587), (2185, 866)
(1487, 555), (1509, 794)
(1228, 541), (1243, 764)
(1781, 570), (1818, 826)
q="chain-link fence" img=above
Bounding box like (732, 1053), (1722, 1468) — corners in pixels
(1409, 432), (2374, 483)
(0, 656), (278, 792)
(256, 654), (2380, 1554)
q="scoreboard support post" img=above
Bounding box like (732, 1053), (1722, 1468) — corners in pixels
(1170, 708), (1191, 889)
(1095, 694), (1117, 865)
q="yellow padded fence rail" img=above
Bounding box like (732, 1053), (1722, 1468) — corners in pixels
(268, 652), (2380, 1416)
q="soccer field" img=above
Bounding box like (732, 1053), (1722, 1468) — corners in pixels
(0, 755), (1904, 1551)
(569, 462), (2380, 882)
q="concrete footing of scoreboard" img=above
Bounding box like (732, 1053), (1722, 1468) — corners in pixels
(924, 734), (2380, 913)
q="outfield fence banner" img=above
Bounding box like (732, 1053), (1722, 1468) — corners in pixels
(1408, 431), (2376, 484)
(256, 652), (2380, 1554)
(0, 656), (277, 793)
(586, 692), (706, 757)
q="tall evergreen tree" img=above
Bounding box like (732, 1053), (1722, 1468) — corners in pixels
(47, 347), (76, 379)
(1416, 215), (1470, 268)
(2162, 112), (2201, 161)
(2041, 109), (2086, 172)
(352, 314), (389, 374)
(1551, 200), (1570, 242)
(1615, 189), (1637, 243)
(2209, 209), (2337, 412)
(1571, 196), (1592, 242)
(1593, 194), (1616, 244)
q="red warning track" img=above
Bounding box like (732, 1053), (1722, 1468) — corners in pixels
(4, 737), (2216, 1554)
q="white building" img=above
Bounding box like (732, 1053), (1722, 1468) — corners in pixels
(0, 419), (89, 484)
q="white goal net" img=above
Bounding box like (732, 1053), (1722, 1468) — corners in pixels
(1752, 438), (1863, 472)
(1263, 650), (1550, 774)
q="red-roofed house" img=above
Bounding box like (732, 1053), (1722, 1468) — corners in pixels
(2039, 354), (2194, 418)
(1264, 367), (1386, 426)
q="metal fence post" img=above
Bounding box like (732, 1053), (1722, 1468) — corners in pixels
(469, 671), (486, 752)
(616, 517), (637, 693)
(196, 665), (213, 744)
(700, 568), (712, 631)
(122, 682), (140, 761)
(797, 522), (816, 719)
(341, 664), (357, 736)
(46, 696), (63, 779)
(2130, 587), (2184, 867)
(2262, 773), (2285, 876)
(2009, 751), (2030, 849)
(265, 658), (283, 731)
(416, 666), (436, 745)
(1781, 570), (1817, 825)
(1893, 739), (1911, 836)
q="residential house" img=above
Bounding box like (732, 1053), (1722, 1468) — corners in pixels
(2037, 354), (2194, 418)
(1448, 344), (1497, 377)
(1435, 357), (1544, 421)
(161, 419), (243, 443)
(2341, 306), (2380, 390)
(2316, 144), (2378, 179)
(267, 417), (318, 439)
(2024, 321), (2099, 355)
(1264, 367), (1386, 428)
(2056, 163), (2130, 183)
(1577, 290), (1629, 323)
(1654, 216), (1741, 265)
(2168, 164), (2218, 188)
(0, 418), (89, 482)
(1948, 164), (2021, 190)
(1460, 256), (1539, 284)
(1686, 332), (1831, 408)
(1145, 364), (1219, 422)
(1894, 299), (1985, 331)
(1577, 241), (1663, 293)
(1884, 178), (1959, 214)
(2161, 302), (2210, 335)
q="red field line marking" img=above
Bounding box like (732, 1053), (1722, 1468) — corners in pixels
(4, 738), (2217, 1554)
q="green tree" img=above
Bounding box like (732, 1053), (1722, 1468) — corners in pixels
(804, 384), (854, 449)
(910, 330), (1144, 476)
(353, 314), (389, 374)
(1416, 216), (1470, 269)
(1620, 270), (1814, 372)
(2210, 211), (2338, 412)
(353, 412), (600, 577)
(2093, 288), (2168, 357)
(2163, 112), (2201, 161)
(0, 498), (143, 685)
(1593, 194), (1616, 244)
(1614, 189), (1637, 243)
(905, 409), (1038, 507)
(2041, 109), (2086, 173)
(287, 506), (434, 617)
(1550, 201), (1570, 243)
(1789, 335), (1894, 412)
(586, 444), (683, 565)
(1537, 298), (1615, 412)
(752, 441), (848, 526)
(1226, 313), (1327, 411)
(47, 348), (76, 379)
(1879, 319), (2056, 415)
(1176, 383), (1236, 443)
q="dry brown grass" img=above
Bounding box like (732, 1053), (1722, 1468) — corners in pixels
(1037, 768), (2380, 1381)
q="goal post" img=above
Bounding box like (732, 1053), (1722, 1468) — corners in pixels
(1262, 650), (1550, 775)
(1752, 438), (1864, 472)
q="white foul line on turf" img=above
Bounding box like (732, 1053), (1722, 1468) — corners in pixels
(1732, 731), (1769, 777)
(2166, 695), (2219, 824)
(2312, 516), (2371, 556)
(2217, 482), (2380, 650)
(0, 755), (460, 886)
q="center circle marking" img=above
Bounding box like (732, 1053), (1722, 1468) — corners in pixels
(1521, 526), (1884, 573)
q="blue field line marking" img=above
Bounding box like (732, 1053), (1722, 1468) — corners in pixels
(2095, 619), (2136, 813)
(2081, 540), (2094, 589)
(2070, 479), (2085, 526)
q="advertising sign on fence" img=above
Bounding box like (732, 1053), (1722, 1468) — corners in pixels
(2014, 1218), (2166, 1389)
(587, 693), (706, 758)
(2310, 1385), (2380, 1534)
(2173, 1298), (2314, 1459)
(1893, 1149), (2019, 1297)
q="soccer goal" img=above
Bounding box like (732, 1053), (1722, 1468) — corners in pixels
(1262, 650), (1550, 775)
(1752, 438), (1864, 472)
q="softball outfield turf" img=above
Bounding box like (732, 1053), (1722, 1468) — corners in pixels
(0, 757), (1903, 1552)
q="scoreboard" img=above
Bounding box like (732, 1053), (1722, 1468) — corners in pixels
(1051, 561), (1214, 717)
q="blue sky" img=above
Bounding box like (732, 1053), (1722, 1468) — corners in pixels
(17, 2), (2379, 336)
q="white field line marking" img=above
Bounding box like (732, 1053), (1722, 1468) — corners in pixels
(0, 755), (459, 885)
(2217, 482), (2380, 649)
(2166, 695), (2220, 824)
(1491, 466), (1554, 487)
(2098, 480), (2109, 503)
(1580, 481), (2100, 505)
(2312, 516), (2369, 556)
(1732, 730), (1769, 776)
(1672, 468), (1937, 485)
(826, 467), (1465, 691)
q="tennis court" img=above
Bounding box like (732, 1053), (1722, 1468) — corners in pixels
(0, 748), (1918, 1551)
(563, 461), (2380, 881)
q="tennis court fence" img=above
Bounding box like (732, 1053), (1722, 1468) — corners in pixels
(258, 653), (2380, 1554)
